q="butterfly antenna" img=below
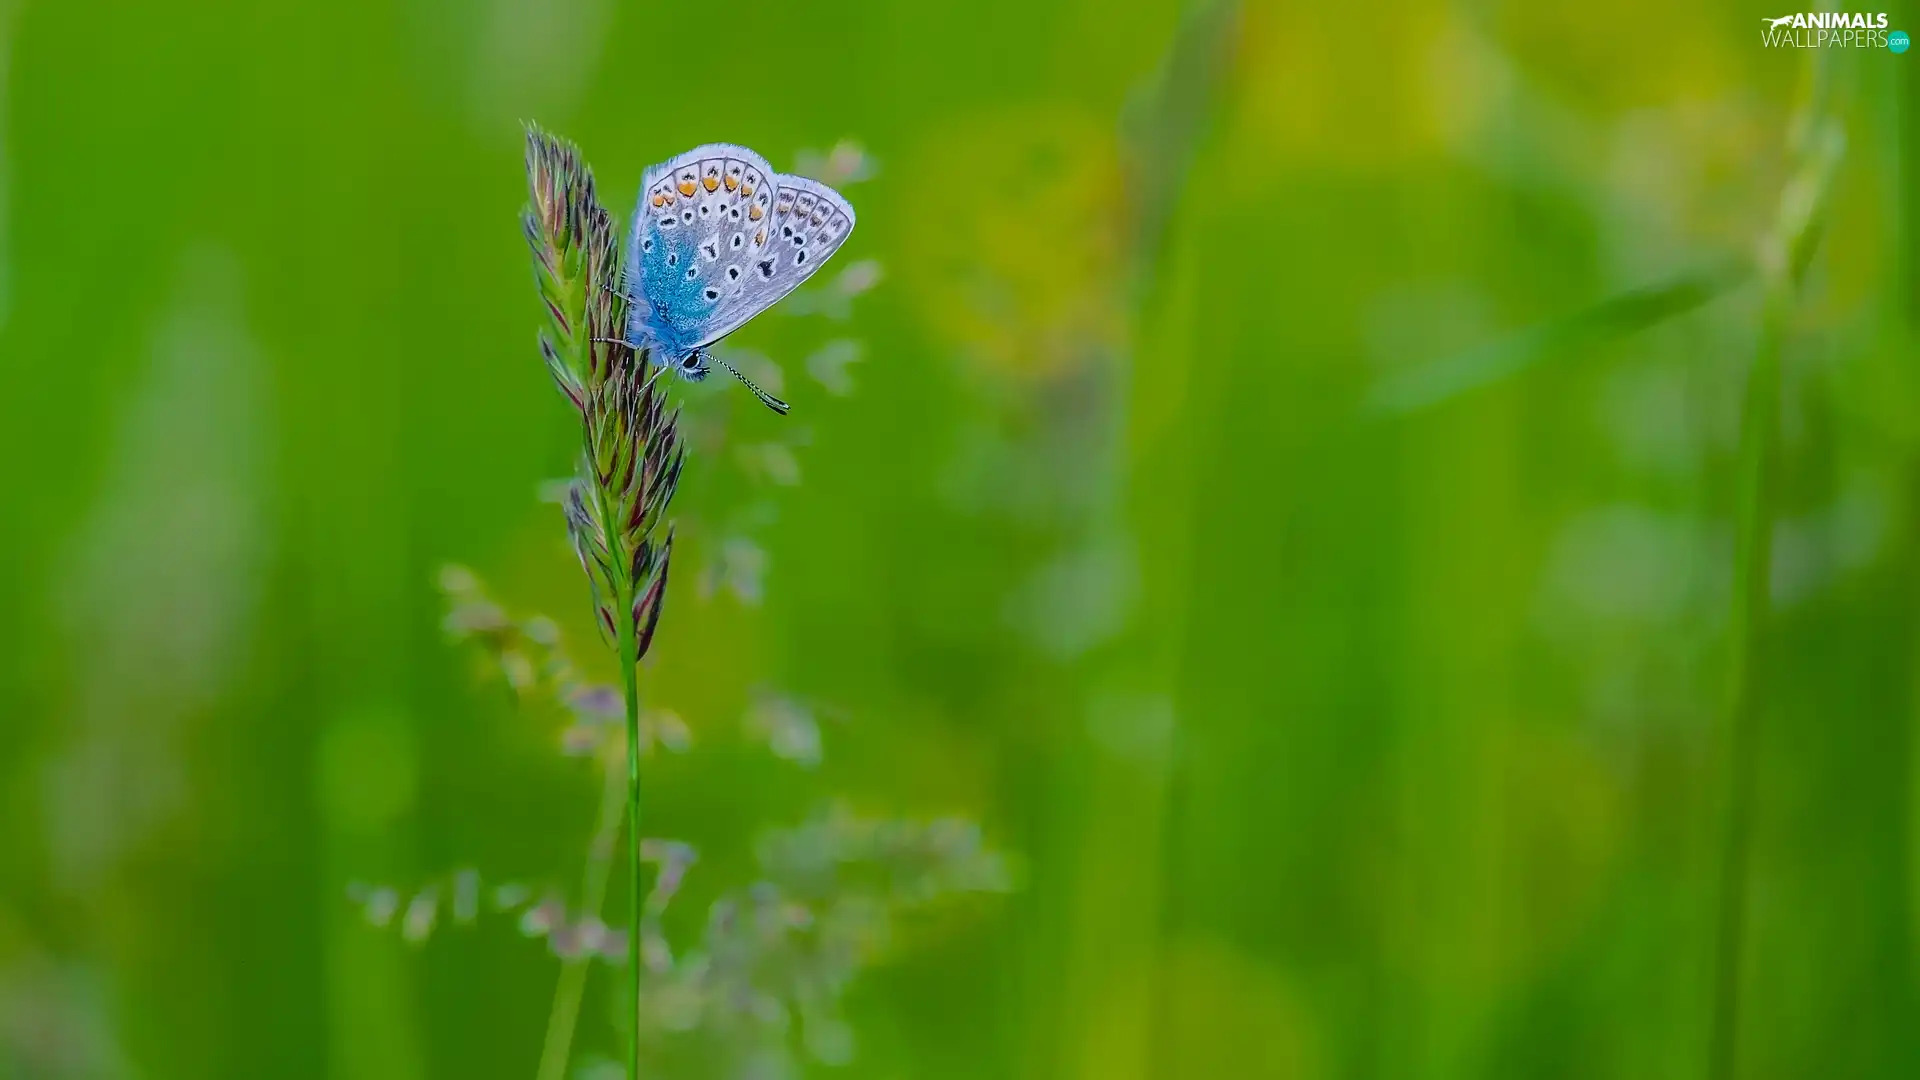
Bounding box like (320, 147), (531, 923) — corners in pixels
(708, 353), (791, 416)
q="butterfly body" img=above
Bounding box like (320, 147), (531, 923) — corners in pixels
(621, 143), (856, 412)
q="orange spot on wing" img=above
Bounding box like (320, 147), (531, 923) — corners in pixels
(678, 180), (697, 196)
(703, 175), (720, 192)
(724, 175), (739, 191)
(651, 193), (666, 207)
(748, 204), (764, 221)
(741, 183), (755, 196)
(755, 228), (766, 245)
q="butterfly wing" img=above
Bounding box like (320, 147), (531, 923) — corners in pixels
(627, 143), (779, 356)
(626, 144), (855, 356)
(695, 174), (855, 349)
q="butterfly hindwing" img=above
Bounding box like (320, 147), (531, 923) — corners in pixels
(697, 174), (855, 349)
(626, 144), (854, 357)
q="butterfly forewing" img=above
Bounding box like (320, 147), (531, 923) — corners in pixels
(629, 144), (775, 354)
(626, 143), (855, 357)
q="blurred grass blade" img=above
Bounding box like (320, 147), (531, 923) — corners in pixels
(1367, 258), (1749, 415)
(1118, 0), (1239, 282)
(1708, 73), (1845, 1080)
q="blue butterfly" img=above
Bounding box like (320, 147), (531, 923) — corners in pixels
(619, 143), (857, 415)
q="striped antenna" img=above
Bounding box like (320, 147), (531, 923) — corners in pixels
(708, 353), (791, 416)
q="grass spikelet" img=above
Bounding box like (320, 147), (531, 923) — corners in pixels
(524, 122), (683, 1080)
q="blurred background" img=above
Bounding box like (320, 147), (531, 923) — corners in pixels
(2, 0), (1917, 1077)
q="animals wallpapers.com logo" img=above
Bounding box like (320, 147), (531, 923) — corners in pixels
(1761, 11), (1897, 47)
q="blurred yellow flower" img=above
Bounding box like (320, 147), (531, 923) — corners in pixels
(901, 107), (1126, 380)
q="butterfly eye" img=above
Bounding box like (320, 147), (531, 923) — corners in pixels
(681, 354), (702, 371)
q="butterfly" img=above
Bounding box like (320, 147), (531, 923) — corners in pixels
(616, 143), (857, 415)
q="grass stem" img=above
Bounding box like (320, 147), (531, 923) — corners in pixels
(1708, 289), (1784, 1080)
(1707, 57), (1842, 1080)
(618, 592), (642, 1080)
(534, 745), (627, 1080)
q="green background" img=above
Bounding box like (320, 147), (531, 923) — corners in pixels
(2, 0), (1917, 1077)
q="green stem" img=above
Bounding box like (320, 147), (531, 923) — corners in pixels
(1708, 293), (1784, 1080)
(618, 586), (642, 1080)
(1707, 61), (1840, 1080)
(534, 745), (626, 1080)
